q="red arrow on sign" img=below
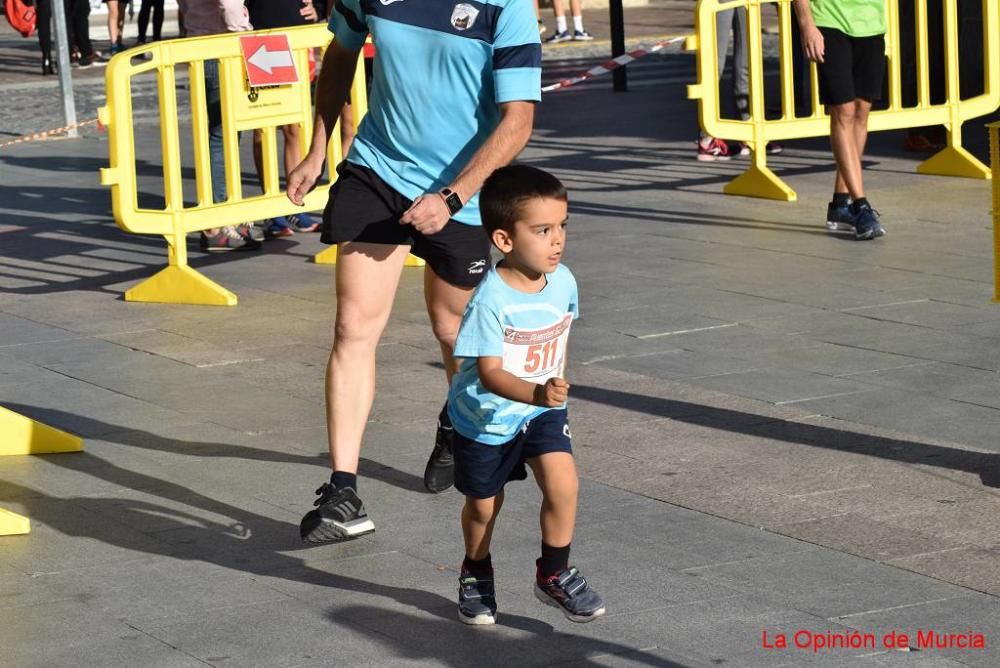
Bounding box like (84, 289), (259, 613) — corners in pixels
(240, 34), (299, 87)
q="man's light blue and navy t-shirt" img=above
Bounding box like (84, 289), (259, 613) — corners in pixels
(448, 263), (579, 445)
(328, 0), (541, 226)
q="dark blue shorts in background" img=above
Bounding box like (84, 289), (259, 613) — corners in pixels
(453, 409), (573, 499)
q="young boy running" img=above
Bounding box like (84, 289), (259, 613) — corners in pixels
(447, 165), (605, 626)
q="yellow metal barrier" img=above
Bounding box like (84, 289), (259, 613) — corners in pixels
(990, 121), (1000, 302)
(0, 406), (84, 536)
(100, 26), (422, 306)
(687, 0), (1000, 201)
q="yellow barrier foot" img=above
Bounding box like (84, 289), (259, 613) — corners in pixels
(917, 145), (992, 180)
(0, 407), (83, 456)
(125, 265), (238, 306)
(313, 246), (426, 267)
(0, 508), (30, 536)
(724, 165), (797, 201)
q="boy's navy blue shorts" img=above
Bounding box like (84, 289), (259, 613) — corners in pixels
(453, 409), (573, 499)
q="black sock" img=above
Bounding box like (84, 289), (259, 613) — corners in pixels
(331, 471), (357, 491)
(852, 197), (870, 211)
(462, 553), (493, 575)
(438, 402), (452, 429)
(832, 192), (850, 206)
(538, 542), (571, 579)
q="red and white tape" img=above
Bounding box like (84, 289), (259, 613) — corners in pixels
(0, 118), (101, 150)
(3, 36), (687, 148)
(542, 36), (687, 93)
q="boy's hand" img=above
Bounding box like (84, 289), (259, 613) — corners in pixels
(534, 377), (570, 407)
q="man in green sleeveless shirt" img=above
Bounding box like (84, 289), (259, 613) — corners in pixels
(794, 0), (887, 240)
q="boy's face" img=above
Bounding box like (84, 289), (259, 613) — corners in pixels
(492, 197), (568, 275)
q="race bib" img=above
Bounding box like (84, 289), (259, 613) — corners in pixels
(501, 314), (572, 384)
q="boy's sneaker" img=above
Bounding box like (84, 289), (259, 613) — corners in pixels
(572, 30), (594, 41)
(288, 213), (320, 233)
(200, 226), (262, 252)
(458, 568), (497, 625)
(423, 419), (454, 493)
(535, 565), (606, 623)
(852, 203), (886, 241)
(545, 30), (573, 44)
(696, 136), (731, 161)
(300, 483), (375, 544)
(826, 200), (855, 231)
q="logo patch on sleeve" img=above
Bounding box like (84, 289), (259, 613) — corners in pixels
(451, 3), (480, 30)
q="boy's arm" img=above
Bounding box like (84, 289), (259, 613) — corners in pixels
(793, 0), (824, 63)
(477, 357), (568, 408)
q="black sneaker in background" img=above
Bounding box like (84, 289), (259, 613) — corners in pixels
(299, 483), (374, 544)
(458, 568), (497, 625)
(423, 419), (454, 493)
(851, 202), (886, 241)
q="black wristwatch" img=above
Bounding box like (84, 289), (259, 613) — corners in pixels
(439, 188), (463, 216)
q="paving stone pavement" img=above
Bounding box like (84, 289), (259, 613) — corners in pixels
(3, 6), (1000, 667)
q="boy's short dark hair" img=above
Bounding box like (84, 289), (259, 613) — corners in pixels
(480, 165), (567, 235)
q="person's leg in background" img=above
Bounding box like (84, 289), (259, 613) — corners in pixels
(68, 0), (96, 65)
(36, 0), (53, 75)
(534, 0), (545, 36)
(151, 0), (164, 41)
(697, 8), (735, 161)
(106, 0), (126, 54)
(545, 0), (591, 43)
(201, 60), (260, 251)
(137, 0), (152, 44)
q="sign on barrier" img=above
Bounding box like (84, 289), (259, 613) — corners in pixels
(240, 34), (299, 87)
(687, 0), (1000, 201)
(99, 25), (420, 307)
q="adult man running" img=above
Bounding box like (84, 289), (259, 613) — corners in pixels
(287, 0), (541, 543)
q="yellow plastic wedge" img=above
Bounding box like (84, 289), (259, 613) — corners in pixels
(723, 164), (797, 202)
(0, 508), (30, 536)
(125, 265), (238, 306)
(0, 407), (83, 456)
(917, 145), (992, 180)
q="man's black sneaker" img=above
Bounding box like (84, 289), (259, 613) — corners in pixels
(423, 420), (454, 493)
(534, 565), (606, 623)
(299, 483), (374, 544)
(851, 202), (886, 241)
(458, 568), (497, 625)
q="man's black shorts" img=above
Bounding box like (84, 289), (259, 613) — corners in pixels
(453, 409), (573, 499)
(817, 27), (886, 106)
(321, 162), (491, 289)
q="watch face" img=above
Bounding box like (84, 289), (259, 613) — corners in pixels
(443, 190), (462, 214)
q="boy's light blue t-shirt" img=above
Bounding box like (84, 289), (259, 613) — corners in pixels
(448, 264), (579, 445)
(328, 0), (542, 226)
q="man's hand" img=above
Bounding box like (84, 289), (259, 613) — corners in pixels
(300, 0), (318, 22)
(534, 377), (570, 408)
(399, 193), (452, 235)
(286, 156), (324, 206)
(801, 25), (825, 63)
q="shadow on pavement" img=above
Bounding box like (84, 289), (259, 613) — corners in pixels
(571, 384), (1000, 489)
